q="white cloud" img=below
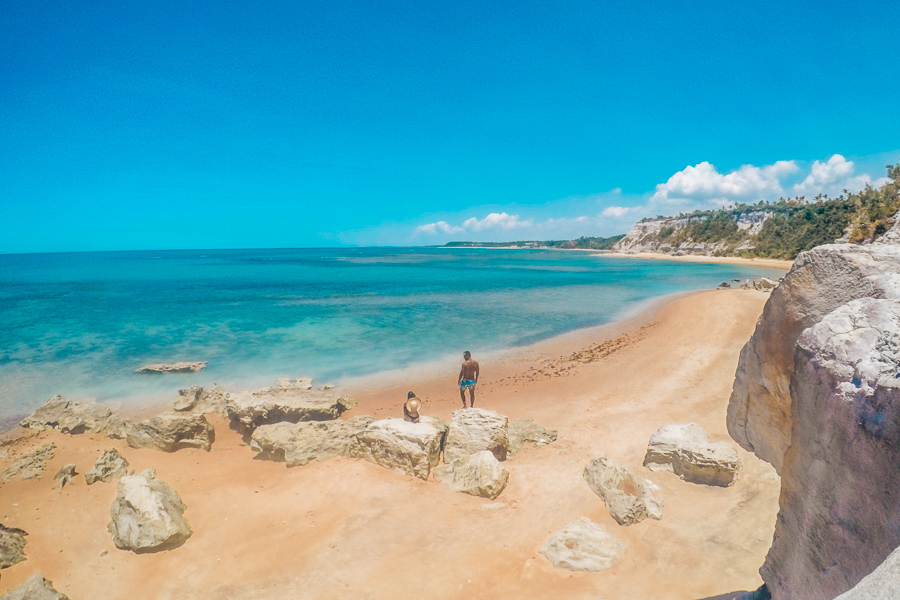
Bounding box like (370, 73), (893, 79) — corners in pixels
(792, 154), (872, 196)
(416, 212), (532, 236)
(601, 206), (630, 218)
(651, 160), (799, 207)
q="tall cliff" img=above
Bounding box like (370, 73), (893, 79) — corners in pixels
(727, 218), (900, 598)
(611, 211), (770, 255)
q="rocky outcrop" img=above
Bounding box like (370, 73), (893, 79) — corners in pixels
(583, 456), (663, 526)
(643, 423), (740, 487)
(0, 524), (27, 568)
(250, 416), (375, 467)
(19, 395), (116, 435)
(136, 361), (207, 373)
(728, 242), (900, 472)
(443, 408), (508, 465)
(433, 450), (509, 499)
(53, 464), (77, 490)
(760, 299), (900, 599)
(835, 544), (900, 599)
(108, 469), (192, 553)
(226, 385), (356, 433)
(85, 448), (130, 485)
(2, 443), (55, 482)
(348, 417), (447, 480)
(540, 517), (625, 572)
(173, 386), (203, 411)
(126, 413), (214, 452)
(508, 418), (557, 454)
(612, 211), (770, 255)
(0, 574), (69, 600)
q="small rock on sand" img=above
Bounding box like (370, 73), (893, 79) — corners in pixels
(583, 456), (663, 525)
(0, 573), (69, 599)
(540, 517), (624, 572)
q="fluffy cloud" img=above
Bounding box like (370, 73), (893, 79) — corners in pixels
(792, 154), (872, 196)
(601, 206), (630, 218)
(416, 212), (532, 236)
(651, 160), (799, 207)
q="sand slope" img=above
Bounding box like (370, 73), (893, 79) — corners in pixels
(0, 289), (779, 600)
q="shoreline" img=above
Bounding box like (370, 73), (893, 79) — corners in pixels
(602, 251), (793, 270)
(0, 287), (782, 598)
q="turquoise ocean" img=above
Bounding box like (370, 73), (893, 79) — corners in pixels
(0, 248), (783, 420)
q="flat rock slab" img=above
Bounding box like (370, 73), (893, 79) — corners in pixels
(0, 574), (69, 599)
(108, 469), (192, 553)
(508, 418), (557, 454)
(227, 388), (357, 432)
(349, 417), (447, 480)
(19, 395), (116, 435)
(0, 524), (28, 569)
(2, 443), (55, 483)
(583, 456), (663, 526)
(126, 413), (215, 452)
(85, 448), (130, 485)
(136, 361), (207, 373)
(434, 450), (509, 499)
(443, 408), (509, 465)
(643, 423), (741, 487)
(251, 416), (375, 466)
(540, 517), (625, 571)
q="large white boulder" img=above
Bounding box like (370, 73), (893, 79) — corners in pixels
(443, 408), (508, 465)
(433, 450), (509, 499)
(583, 456), (663, 526)
(836, 544), (900, 599)
(762, 299), (900, 599)
(728, 242), (900, 472)
(108, 469), (192, 553)
(348, 417), (447, 480)
(540, 517), (625, 572)
(643, 423), (740, 487)
(250, 416), (375, 466)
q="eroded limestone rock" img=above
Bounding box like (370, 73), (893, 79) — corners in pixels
(760, 299), (900, 599)
(226, 386), (356, 432)
(348, 417), (447, 480)
(540, 517), (625, 572)
(583, 456), (663, 526)
(136, 361), (207, 373)
(643, 423), (740, 487)
(433, 450), (509, 499)
(443, 408), (508, 465)
(126, 413), (214, 452)
(53, 464), (77, 490)
(0, 574), (68, 600)
(85, 448), (130, 485)
(173, 386), (203, 412)
(836, 543), (900, 599)
(2, 443), (55, 482)
(250, 416), (374, 466)
(728, 242), (900, 472)
(0, 524), (27, 568)
(108, 469), (191, 553)
(508, 418), (557, 454)
(19, 395), (115, 435)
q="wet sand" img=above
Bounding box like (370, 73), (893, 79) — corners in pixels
(603, 252), (793, 270)
(0, 288), (780, 600)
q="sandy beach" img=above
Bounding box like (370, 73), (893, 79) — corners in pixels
(0, 288), (781, 600)
(603, 252), (793, 270)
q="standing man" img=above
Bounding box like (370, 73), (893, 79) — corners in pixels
(458, 351), (480, 408)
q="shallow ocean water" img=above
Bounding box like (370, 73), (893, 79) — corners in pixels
(0, 247), (783, 417)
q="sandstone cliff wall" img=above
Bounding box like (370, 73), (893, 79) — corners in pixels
(611, 211), (769, 255)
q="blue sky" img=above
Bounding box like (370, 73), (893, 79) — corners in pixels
(1, 1), (898, 253)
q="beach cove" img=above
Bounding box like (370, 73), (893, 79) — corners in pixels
(0, 285), (781, 599)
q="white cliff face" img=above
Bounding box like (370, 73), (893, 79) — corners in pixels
(727, 242), (900, 473)
(611, 211), (771, 255)
(759, 299), (900, 599)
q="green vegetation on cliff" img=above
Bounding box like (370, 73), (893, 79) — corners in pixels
(444, 235), (625, 250)
(640, 163), (900, 259)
